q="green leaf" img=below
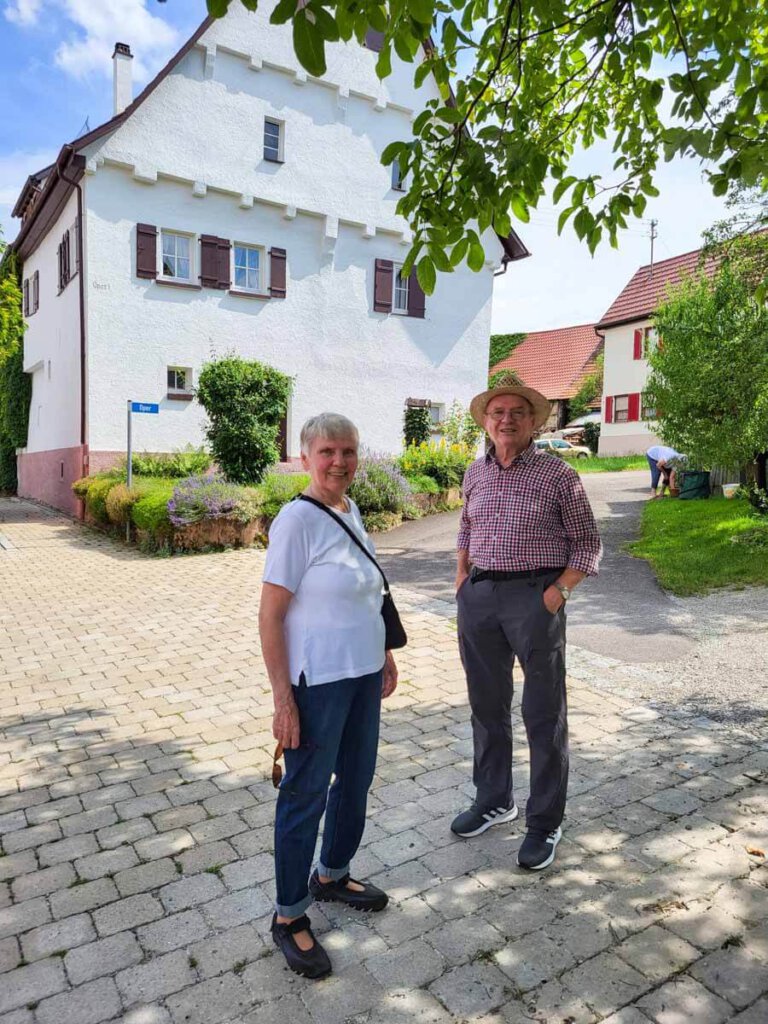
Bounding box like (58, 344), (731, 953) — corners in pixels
(510, 194), (530, 223)
(552, 176), (575, 205)
(408, 0), (434, 24)
(467, 241), (485, 273)
(449, 237), (469, 267)
(417, 255), (437, 295)
(313, 7), (340, 42)
(207, 0), (231, 15)
(293, 11), (326, 77)
(428, 245), (452, 273)
(436, 106), (463, 124)
(376, 44), (392, 80)
(269, 0), (296, 25)
(557, 206), (574, 235)
(381, 141), (404, 166)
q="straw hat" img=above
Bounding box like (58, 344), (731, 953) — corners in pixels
(469, 385), (551, 430)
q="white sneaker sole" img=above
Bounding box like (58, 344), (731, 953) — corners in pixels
(453, 804), (519, 838)
(517, 827), (562, 870)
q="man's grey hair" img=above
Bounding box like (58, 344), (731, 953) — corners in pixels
(300, 413), (360, 455)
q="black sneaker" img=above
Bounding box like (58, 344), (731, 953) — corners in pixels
(270, 913), (332, 979)
(308, 870), (388, 912)
(517, 826), (562, 870)
(450, 802), (519, 838)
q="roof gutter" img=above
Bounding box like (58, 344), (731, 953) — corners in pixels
(58, 148), (87, 449)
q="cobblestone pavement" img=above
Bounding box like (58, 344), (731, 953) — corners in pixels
(1, 496), (767, 1024)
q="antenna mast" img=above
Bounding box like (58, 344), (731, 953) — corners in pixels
(649, 219), (658, 278)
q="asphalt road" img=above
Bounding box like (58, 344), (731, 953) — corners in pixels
(377, 470), (696, 664)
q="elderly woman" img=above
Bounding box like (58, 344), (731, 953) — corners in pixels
(259, 413), (398, 979)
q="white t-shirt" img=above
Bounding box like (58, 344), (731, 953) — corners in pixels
(262, 497), (386, 686)
(647, 445), (681, 462)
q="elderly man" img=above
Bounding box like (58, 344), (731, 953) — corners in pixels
(452, 385), (602, 870)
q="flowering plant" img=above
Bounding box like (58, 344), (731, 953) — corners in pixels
(348, 451), (413, 514)
(167, 475), (260, 527)
(398, 440), (475, 489)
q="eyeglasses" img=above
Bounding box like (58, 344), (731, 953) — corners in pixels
(486, 409), (531, 421)
(272, 742), (284, 788)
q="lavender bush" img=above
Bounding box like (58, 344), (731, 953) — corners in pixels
(167, 475), (260, 527)
(348, 451), (413, 515)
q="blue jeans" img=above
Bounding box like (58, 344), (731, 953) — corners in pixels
(273, 669), (382, 917)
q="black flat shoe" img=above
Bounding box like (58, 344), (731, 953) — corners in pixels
(308, 869), (389, 912)
(270, 913), (332, 979)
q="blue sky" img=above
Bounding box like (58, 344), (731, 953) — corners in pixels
(1, 0), (729, 331)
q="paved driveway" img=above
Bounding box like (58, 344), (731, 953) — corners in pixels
(1, 496), (767, 1024)
(378, 471), (768, 726)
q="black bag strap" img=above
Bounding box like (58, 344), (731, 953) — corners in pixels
(297, 494), (392, 594)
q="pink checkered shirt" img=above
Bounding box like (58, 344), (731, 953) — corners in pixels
(457, 444), (602, 575)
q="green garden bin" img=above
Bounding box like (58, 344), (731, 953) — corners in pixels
(678, 470), (711, 500)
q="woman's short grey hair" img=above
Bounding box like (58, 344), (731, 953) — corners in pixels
(300, 413), (360, 455)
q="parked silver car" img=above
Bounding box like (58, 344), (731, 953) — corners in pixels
(535, 438), (591, 459)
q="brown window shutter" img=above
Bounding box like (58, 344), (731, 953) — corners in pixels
(269, 248), (287, 298)
(408, 269), (426, 319)
(373, 258), (393, 312)
(217, 238), (231, 290)
(33, 271), (39, 313)
(23, 279), (29, 316)
(136, 223), (158, 279)
(365, 29), (384, 51)
(200, 235), (219, 288)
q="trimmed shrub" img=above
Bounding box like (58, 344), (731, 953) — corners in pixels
(256, 472), (310, 519)
(348, 453), (412, 515)
(131, 481), (176, 534)
(582, 421), (601, 453)
(404, 473), (441, 495)
(105, 484), (145, 526)
(72, 476), (92, 499)
(85, 478), (117, 525)
(195, 356), (293, 484)
(123, 447), (212, 478)
(362, 510), (404, 533)
(399, 440), (475, 489)
(404, 406), (431, 447)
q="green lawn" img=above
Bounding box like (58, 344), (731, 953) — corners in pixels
(572, 455), (647, 472)
(628, 496), (768, 595)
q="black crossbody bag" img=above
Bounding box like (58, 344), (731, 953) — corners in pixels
(298, 494), (407, 650)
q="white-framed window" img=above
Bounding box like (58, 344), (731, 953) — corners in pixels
(393, 263), (409, 314)
(232, 243), (264, 293)
(167, 366), (193, 394)
(643, 326), (659, 355)
(391, 158), (406, 191)
(429, 403), (445, 429)
(161, 230), (193, 282)
(614, 394), (630, 423)
(264, 118), (283, 162)
(642, 393), (657, 420)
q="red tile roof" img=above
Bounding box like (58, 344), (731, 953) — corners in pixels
(491, 323), (603, 400)
(597, 246), (718, 328)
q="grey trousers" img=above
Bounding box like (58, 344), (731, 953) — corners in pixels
(456, 570), (568, 834)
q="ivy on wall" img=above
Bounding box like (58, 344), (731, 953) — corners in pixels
(0, 245), (31, 493)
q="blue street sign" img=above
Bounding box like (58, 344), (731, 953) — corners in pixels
(131, 402), (159, 414)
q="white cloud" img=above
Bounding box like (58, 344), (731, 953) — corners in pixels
(54, 0), (179, 82)
(3, 0), (43, 26)
(0, 149), (58, 240)
(5, 0), (180, 82)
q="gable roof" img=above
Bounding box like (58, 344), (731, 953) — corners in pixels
(597, 246), (718, 329)
(491, 323), (602, 400)
(10, 14), (527, 263)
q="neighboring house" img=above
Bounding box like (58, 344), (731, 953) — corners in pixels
(596, 247), (715, 456)
(490, 323), (603, 432)
(9, 5), (528, 515)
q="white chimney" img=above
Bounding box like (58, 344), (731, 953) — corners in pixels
(112, 42), (133, 115)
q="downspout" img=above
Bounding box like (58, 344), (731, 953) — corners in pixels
(493, 256), (510, 278)
(59, 148), (88, 486)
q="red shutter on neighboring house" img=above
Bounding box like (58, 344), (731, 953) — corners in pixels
(605, 396), (614, 424)
(269, 248), (287, 298)
(408, 269), (426, 319)
(633, 329), (643, 360)
(136, 223), (158, 279)
(627, 392), (641, 422)
(373, 258), (393, 312)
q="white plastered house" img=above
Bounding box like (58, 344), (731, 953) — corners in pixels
(10, 5), (528, 515)
(596, 247), (714, 456)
